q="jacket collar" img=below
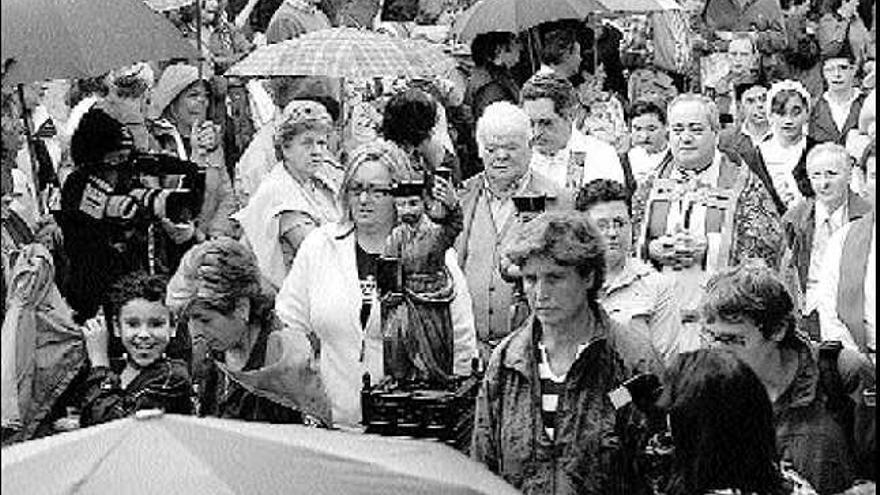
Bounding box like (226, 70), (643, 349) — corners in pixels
(776, 335), (821, 411)
(501, 307), (612, 380)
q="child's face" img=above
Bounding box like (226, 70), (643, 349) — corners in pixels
(115, 298), (174, 368)
(394, 195), (424, 225)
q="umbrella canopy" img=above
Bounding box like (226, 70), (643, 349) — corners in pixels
(1, 0), (198, 87)
(452, 0), (608, 43)
(595, 0), (681, 13)
(143, 0), (196, 12)
(227, 27), (456, 79)
(1, 412), (519, 495)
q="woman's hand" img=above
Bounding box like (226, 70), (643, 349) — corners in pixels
(160, 218), (199, 244)
(82, 317), (111, 368)
(190, 121), (220, 158)
(431, 175), (457, 209)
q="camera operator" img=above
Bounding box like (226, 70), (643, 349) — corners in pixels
(58, 107), (203, 325)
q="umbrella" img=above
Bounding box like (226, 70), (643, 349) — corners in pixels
(1, 411), (520, 495)
(452, 0), (608, 43)
(595, 0), (682, 13)
(143, 0), (196, 12)
(226, 27), (457, 79)
(1, 0), (199, 87)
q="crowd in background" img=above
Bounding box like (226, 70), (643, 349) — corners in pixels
(0, 0), (876, 494)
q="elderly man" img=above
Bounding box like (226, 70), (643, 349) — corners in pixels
(700, 263), (875, 493)
(577, 179), (694, 367)
(782, 143), (871, 339)
(632, 94), (785, 320)
(455, 101), (563, 363)
(472, 211), (652, 495)
(522, 72), (625, 192)
(817, 143), (876, 362)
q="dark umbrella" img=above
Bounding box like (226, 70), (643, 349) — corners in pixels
(1, 0), (199, 87)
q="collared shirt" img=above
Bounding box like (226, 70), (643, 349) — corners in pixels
(804, 200), (848, 312)
(600, 257), (696, 366)
(741, 124), (773, 146)
(817, 220), (876, 362)
(823, 91), (861, 132)
(627, 146), (669, 183)
(529, 127), (625, 189)
(483, 171), (532, 232)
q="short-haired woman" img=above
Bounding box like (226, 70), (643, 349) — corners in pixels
(465, 32), (521, 119)
(472, 210), (656, 495)
(234, 100), (342, 289)
(167, 238), (331, 425)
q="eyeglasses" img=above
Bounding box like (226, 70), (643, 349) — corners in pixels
(594, 217), (631, 233)
(699, 326), (748, 347)
(347, 183), (393, 199)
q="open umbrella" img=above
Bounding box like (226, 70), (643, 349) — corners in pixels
(595, 0), (682, 13)
(227, 27), (456, 79)
(452, 0), (608, 43)
(143, 0), (196, 12)
(1, 411), (520, 495)
(0, 0), (199, 87)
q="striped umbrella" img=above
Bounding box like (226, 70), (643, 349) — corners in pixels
(227, 27), (456, 79)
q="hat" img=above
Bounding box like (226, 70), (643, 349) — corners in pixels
(280, 99), (333, 128)
(148, 64), (207, 120)
(70, 108), (134, 166)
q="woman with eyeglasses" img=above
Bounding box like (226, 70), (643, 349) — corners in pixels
(274, 140), (477, 429)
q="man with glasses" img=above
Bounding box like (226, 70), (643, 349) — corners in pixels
(576, 179), (696, 367)
(699, 262), (875, 494)
(810, 52), (868, 145)
(631, 94), (785, 322)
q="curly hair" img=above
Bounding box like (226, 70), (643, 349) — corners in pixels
(700, 261), (799, 348)
(521, 72), (577, 119)
(381, 89), (438, 149)
(504, 211), (606, 301)
(106, 271), (170, 319)
(471, 32), (517, 67)
(540, 26), (578, 66)
(659, 349), (790, 495)
(575, 179), (632, 214)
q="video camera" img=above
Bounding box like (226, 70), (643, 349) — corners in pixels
(75, 152), (206, 225)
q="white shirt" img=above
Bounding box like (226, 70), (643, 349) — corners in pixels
(817, 219), (876, 361)
(758, 136), (807, 207)
(824, 91), (861, 132)
(529, 127), (625, 189)
(627, 146), (669, 183)
(804, 200), (848, 313)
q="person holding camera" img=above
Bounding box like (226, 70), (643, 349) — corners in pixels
(149, 63), (236, 242)
(274, 140), (476, 429)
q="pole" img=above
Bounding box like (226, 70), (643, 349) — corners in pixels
(16, 83), (44, 217)
(196, 0), (204, 79)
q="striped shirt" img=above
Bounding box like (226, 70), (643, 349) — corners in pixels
(537, 341), (590, 440)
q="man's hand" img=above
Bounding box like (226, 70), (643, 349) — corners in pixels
(82, 317), (111, 368)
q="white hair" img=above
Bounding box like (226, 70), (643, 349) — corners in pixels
(476, 101), (531, 153)
(806, 142), (852, 172)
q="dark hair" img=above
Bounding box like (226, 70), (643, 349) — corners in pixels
(659, 349), (789, 495)
(859, 141), (876, 173)
(107, 272), (170, 319)
(629, 100), (667, 125)
(521, 72), (577, 118)
(504, 210), (606, 301)
(540, 26), (579, 66)
(700, 261), (799, 348)
(381, 89), (438, 149)
(734, 82), (767, 102)
(575, 179), (632, 215)
(769, 89), (809, 116)
(471, 32), (517, 67)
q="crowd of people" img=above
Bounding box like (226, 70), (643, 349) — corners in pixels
(0, 0), (876, 494)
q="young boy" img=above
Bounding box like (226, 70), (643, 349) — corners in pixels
(78, 271), (193, 427)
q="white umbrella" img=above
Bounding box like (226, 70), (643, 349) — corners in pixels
(1, 411), (519, 495)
